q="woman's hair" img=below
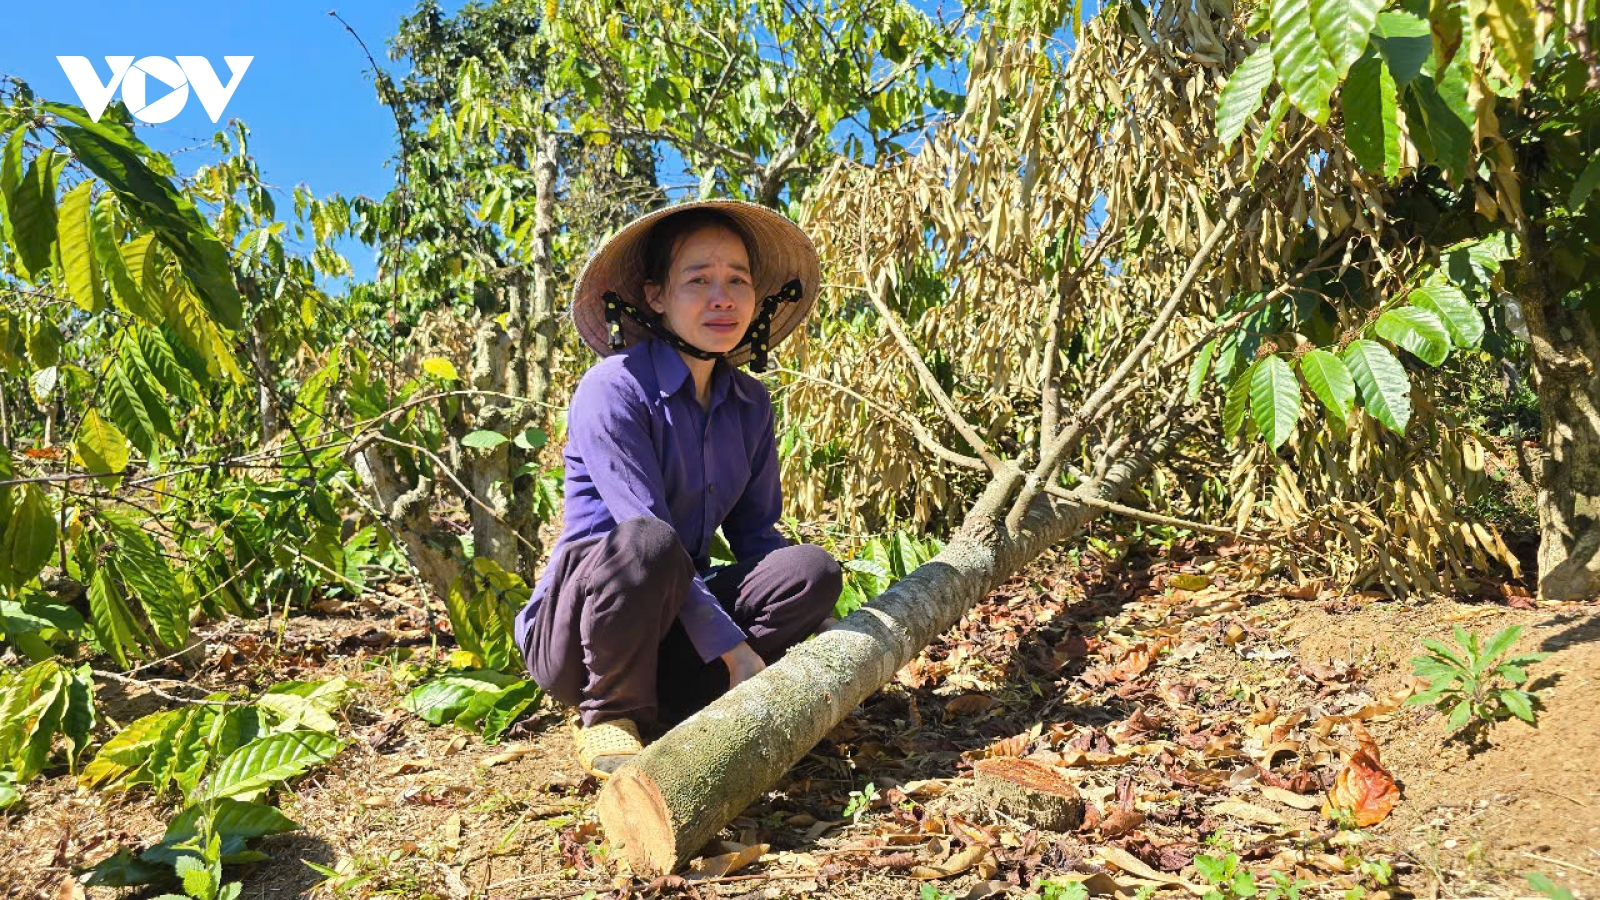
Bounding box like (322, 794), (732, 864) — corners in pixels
(641, 209), (758, 289)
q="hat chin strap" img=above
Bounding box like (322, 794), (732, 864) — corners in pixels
(602, 278), (804, 374)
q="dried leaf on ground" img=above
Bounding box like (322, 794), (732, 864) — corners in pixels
(686, 842), (768, 880)
(911, 843), (996, 880)
(1321, 727), (1400, 826)
(1212, 798), (1288, 827)
(1259, 785), (1322, 810)
(1096, 846), (1209, 895)
(943, 694), (996, 720)
(1099, 806), (1146, 837)
(1103, 638), (1176, 683)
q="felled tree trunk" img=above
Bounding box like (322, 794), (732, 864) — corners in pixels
(597, 427), (1184, 874)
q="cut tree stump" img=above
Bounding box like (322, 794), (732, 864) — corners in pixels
(971, 758), (1084, 831)
(597, 430), (1184, 875)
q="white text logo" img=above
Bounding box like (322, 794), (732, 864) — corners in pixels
(56, 56), (253, 123)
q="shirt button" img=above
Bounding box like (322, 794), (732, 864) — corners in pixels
(708, 483), (717, 494)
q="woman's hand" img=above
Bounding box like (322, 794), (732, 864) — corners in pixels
(721, 642), (766, 689)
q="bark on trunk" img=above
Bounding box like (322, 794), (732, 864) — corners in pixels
(526, 133), (559, 405)
(249, 319), (281, 445)
(596, 426), (1185, 874)
(1521, 276), (1600, 601)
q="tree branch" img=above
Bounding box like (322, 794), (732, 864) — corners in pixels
(769, 365), (986, 471)
(1006, 192), (1250, 531)
(1042, 483), (1266, 542)
(862, 267), (1007, 474)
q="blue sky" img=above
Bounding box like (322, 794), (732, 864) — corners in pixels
(0, 1), (992, 287)
(1, 0), (421, 283)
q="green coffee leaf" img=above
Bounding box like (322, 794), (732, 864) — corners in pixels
(58, 181), (106, 313)
(86, 565), (150, 670)
(1216, 45), (1275, 148)
(197, 730), (343, 802)
(76, 409), (130, 480)
(1570, 156), (1600, 210)
(1270, 0), (1338, 122)
(1223, 360), (1256, 437)
(1311, 0), (1381, 78)
(103, 512), (188, 651)
(1375, 306), (1451, 366)
(462, 430), (509, 450)
(1249, 355), (1301, 450)
(1297, 348), (1356, 426)
(2, 485), (56, 590)
(1341, 339), (1411, 433)
(1409, 282), (1483, 348)
(1341, 53), (1401, 178)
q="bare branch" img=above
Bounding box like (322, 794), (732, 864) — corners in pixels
(1043, 483), (1268, 543)
(1006, 192), (1250, 531)
(770, 365), (986, 471)
(862, 267), (1008, 474)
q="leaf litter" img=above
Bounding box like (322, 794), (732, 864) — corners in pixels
(6, 541), (1595, 899)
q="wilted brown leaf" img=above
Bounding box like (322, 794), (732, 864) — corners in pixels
(1104, 638), (1175, 683)
(1321, 727), (1399, 826)
(911, 843), (995, 880)
(1097, 846), (1209, 895)
(1259, 785), (1322, 810)
(1168, 573), (1211, 591)
(687, 842), (768, 880)
(974, 732), (1030, 760)
(942, 694), (995, 720)
(1099, 807), (1146, 837)
(1211, 799), (1287, 827)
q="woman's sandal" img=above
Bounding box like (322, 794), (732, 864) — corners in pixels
(572, 718), (643, 779)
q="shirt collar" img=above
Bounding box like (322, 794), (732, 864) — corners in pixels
(647, 335), (754, 405)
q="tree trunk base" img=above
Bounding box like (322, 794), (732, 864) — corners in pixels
(972, 758), (1084, 831)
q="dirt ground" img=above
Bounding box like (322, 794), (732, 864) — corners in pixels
(2, 544), (1596, 900)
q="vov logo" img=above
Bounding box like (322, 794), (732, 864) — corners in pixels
(56, 56), (253, 124)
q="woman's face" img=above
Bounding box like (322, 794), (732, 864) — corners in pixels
(643, 226), (757, 355)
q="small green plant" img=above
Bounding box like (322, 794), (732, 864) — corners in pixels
(836, 531), (944, 618)
(0, 659), (97, 804)
(1354, 856), (1393, 886)
(1260, 871), (1312, 900)
(78, 680), (351, 891)
(1195, 853), (1257, 900)
(919, 886), (958, 900)
(1035, 879), (1090, 900)
(843, 781), (879, 823)
(1526, 872), (1576, 900)
(1405, 625), (1549, 732)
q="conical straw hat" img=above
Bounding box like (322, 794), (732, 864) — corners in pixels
(570, 199), (822, 368)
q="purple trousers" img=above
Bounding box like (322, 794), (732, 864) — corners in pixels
(520, 516), (842, 727)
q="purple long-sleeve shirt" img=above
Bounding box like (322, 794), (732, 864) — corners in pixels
(516, 335), (791, 663)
